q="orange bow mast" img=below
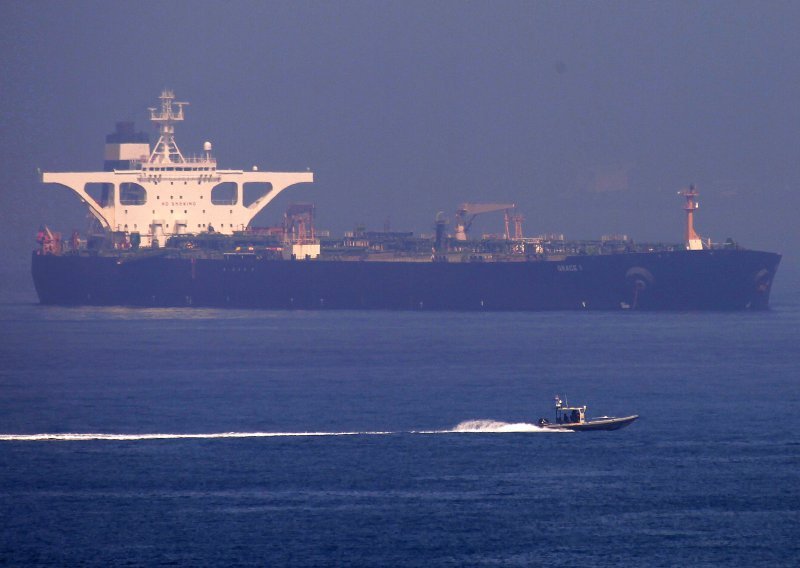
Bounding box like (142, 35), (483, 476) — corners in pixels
(679, 185), (703, 250)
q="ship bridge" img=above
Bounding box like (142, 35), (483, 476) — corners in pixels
(42, 90), (313, 247)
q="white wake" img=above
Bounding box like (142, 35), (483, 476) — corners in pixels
(0, 431), (387, 441)
(0, 419), (565, 442)
(447, 419), (553, 433)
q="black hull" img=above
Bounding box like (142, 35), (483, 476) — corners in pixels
(31, 249), (781, 311)
(542, 415), (639, 431)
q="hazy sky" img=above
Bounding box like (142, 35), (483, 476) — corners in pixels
(1, 1), (798, 302)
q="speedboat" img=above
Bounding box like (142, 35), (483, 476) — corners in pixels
(537, 396), (638, 431)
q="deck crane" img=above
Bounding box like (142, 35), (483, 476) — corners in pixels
(283, 203), (315, 244)
(454, 203), (516, 241)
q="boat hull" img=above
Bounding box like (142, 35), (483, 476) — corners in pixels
(542, 415), (639, 431)
(31, 249), (781, 311)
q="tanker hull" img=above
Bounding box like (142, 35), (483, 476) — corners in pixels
(31, 249), (781, 311)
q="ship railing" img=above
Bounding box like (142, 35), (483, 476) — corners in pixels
(136, 155), (217, 166)
(133, 157), (217, 171)
(136, 172), (222, 183)
(119, 197), (147, 206)
(705, 239), (740, 250)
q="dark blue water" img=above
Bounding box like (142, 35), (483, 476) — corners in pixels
(1, 303), (798, 566)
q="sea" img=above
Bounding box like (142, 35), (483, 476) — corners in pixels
(1, 300), (798, 567)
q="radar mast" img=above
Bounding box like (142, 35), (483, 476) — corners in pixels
(147, 90), (188, 164)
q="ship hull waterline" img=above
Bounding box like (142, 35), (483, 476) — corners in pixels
(31, 249), (781, 311)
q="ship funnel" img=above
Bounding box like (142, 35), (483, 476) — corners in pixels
(104, 122), (149, 171)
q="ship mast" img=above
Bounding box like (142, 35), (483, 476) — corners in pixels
(147, 90), (188, 164)
(679, 184), (703, 250)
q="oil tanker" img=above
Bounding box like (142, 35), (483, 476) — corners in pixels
(32, 91), (781, 311)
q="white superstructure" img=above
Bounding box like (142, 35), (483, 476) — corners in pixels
(43, 90), (313, 247)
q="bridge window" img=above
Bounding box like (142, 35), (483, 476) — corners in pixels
(119, 182), (147, 205)
(211, 182), (237, 205)
(243, 182), (272, 207)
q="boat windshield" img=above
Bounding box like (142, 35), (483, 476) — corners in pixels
(557, 407), (585, 423)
